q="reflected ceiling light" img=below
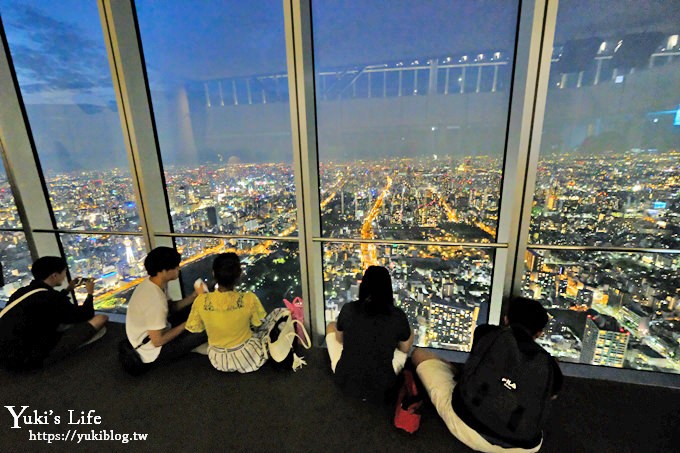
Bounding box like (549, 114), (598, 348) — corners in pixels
(668, 35), (678, 49)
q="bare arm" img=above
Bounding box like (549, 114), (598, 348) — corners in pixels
(334, 329), (344, 344)
(147, 322), (187, 347)
(169, 291), (198, 312)
(398, 329), (414, 353)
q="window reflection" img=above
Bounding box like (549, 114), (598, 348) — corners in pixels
(313, 0), (519, 241)
(530, 0), (680, 249)
(136, 0), (296, 237)
(0, 0), (141, 232)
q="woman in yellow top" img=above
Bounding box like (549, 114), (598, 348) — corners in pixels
(186, 252), (283, 373)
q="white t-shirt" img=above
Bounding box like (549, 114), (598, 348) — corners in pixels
(125, 278), (171, 363)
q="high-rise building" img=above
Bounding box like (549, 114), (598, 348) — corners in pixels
(547, 193), (557, 210)
(123, 237), (135, 265)
(581, 313), (629, 368)
(620, 303), (652, 335)
(525, 250), (536, 272)
(100, 265), (119, 290)
(206, 206), (220, 227)
(537, 272), (558, 303)
(606, 288), (625, 308)
(576, 287), (594, 307)
(428, 299), (480, 351)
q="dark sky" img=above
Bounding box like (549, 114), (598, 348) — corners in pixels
(136, 0), (519, 80)
(3, 0), (679, 87)
(0, 0), (678, 168)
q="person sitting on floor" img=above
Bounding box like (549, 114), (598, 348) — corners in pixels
(125, 246), (207, 366)
(326, 265), (414, 403)
(0, 256), (108, 371)
(412, 297), (563, 453)
(185, 252), (285, 373)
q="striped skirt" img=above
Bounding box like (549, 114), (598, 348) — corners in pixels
(207, 308), (288, 373)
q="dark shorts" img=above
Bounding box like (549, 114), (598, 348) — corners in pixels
(45, 322), (96, 364)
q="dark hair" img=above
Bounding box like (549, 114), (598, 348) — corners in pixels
(507, 297), (549, 336)
(31, 256), (67, 281)
(144, 247), (182, 276)
(359, 266), (394, 315)
(212, 253), (242, 289)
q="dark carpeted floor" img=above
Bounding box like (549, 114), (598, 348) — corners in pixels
(1, 323), (679, 452)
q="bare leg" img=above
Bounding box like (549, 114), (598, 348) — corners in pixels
(411, 347), (442, 368)
(412, 347), (458, 376)
(326, 321), (338, 335)
(325, 322), (343, 372)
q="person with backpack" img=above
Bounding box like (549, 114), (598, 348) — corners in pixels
(412, 297), (563, 452)
(326, 266), (414, 403)
(0, 256), (108, 371)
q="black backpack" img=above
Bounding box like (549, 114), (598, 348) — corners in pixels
(458, 326), (554, 443)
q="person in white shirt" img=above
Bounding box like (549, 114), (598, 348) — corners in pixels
(126, 247), (207, 365)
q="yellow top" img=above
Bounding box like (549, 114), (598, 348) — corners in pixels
(186, 291), (266, 348)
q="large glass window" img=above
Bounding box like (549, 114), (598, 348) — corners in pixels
(313, 0), (519, 343)
(522, 249), (679, 374)
(174, 237), (302, 313)
(0, 0), (141, 233)
(0, 232), (31, 303)
(0, 146), (31, 304)
(0, 0), (676, 387)
(525, 0), (680, 374)
(530, 152), (679, 249)
(61, 233), (147, 313)
(1, 0), (146, 308)
(0, 164), (21, 230)
(323, 242), (493, 351)
(136, 0), (296, 239)
(313, 0), (518, 242)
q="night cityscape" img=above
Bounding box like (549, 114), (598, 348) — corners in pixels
(0, 0), (678, 379)
(1, 147), (677, 374)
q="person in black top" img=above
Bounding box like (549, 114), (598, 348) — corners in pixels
(326, 266), (414, 403)
(412, 297), (563, 452)
(0, 256), (108, 371)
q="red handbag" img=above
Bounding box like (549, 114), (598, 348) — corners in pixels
(394, 369), (423, 434)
